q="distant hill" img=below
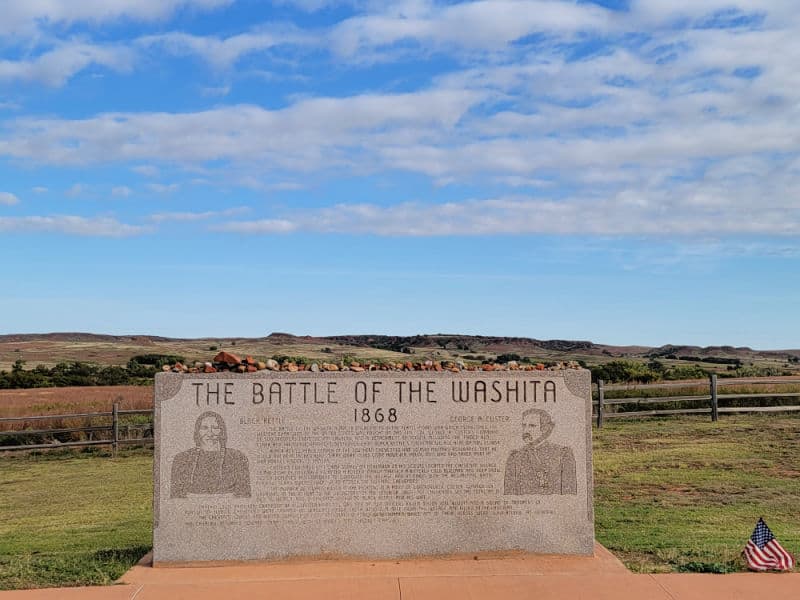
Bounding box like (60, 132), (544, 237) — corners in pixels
(0, 332), (174, 343)
(323, 333), (798, 360)
(1, 332), (799, 374)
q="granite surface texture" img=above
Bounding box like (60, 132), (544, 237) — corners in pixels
(153, 370), (594, 564)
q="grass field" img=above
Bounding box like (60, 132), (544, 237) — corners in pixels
(0, 386), (152, 421)
(0, 414), (798, 589)
(0, 338), (413, 372)
(0, 448), (152, 589)
(594, 414), (800, 572)
(0, 387), (154, 445)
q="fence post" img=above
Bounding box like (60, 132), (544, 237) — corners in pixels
(597, 380), (604, 429)
(112, 402), (119, 456)
(709, 374), (718, 422)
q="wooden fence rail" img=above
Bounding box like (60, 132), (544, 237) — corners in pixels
(593, 375), (800, 427)
(602, 376), (800, 391)
(0, 404), (153, 453)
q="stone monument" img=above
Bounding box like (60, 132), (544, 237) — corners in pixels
(153, 369), (593, 564)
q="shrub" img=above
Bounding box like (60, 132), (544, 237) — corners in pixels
(591, 360), (659, 383)
(663, 365), (709, 380)
(271, 355), (309, 365)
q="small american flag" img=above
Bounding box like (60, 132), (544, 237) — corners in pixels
(743, 518), (795, 571)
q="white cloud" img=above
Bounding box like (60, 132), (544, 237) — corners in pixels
(0, 192), (20, 205)
(148, 206), (249, 222)
(2, 1), (799, 243)
(215, 189), (800, 237)
(329, 0), (612, 59)
(4, 17), (796, 180)
(627, 0), (798, 28)
(32, 186), (48, 193)
(233, 175), (306, 190)
(139, 28), (311, 69)
(0, 42), (134, 87)
(213, 218), (297, 234)
(65, 183), (86, 197)
(132, 1), (610, 69)
(0, 0), (233, 36)
(146, 183), (179, 193)
(0, 215), (150, 236)
(269, 181), (306, 191)
(201, 85), (231, 97)
(132, 165), (160, 178)
(272, 0), (355, 11)
(0, 89), (481, 169)
(112, 186), (133, 197)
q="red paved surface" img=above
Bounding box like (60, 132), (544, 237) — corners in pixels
(2, 545), (797, 599)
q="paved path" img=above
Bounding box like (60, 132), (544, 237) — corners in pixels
(2, 545), (798, 599)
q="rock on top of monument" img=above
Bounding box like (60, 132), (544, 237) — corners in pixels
(213, 351), (242, 366)
(164, 352), (586, 374)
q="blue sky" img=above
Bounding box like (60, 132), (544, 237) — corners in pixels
(1, 0), (799, 348)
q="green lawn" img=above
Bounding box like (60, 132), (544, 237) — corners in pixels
(1, 414), (798, 589)
(594, 414), (800, 572)
(0, 449), (152, 590)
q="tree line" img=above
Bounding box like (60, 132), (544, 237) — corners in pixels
(0, 354), (184, 389)
(590, 359), (792, 383)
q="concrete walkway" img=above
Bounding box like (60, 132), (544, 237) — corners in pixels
(2, 545), (798, 599)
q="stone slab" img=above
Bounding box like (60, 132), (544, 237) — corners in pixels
(153, 369), (593, 564)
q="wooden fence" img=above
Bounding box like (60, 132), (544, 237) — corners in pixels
(0, 403), (153, 452)
(593, 375), (800, 427)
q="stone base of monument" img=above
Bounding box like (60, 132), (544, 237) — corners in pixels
(122, 542), (626, 582)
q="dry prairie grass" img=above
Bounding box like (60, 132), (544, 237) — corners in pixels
(0, 386), (152, 425)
